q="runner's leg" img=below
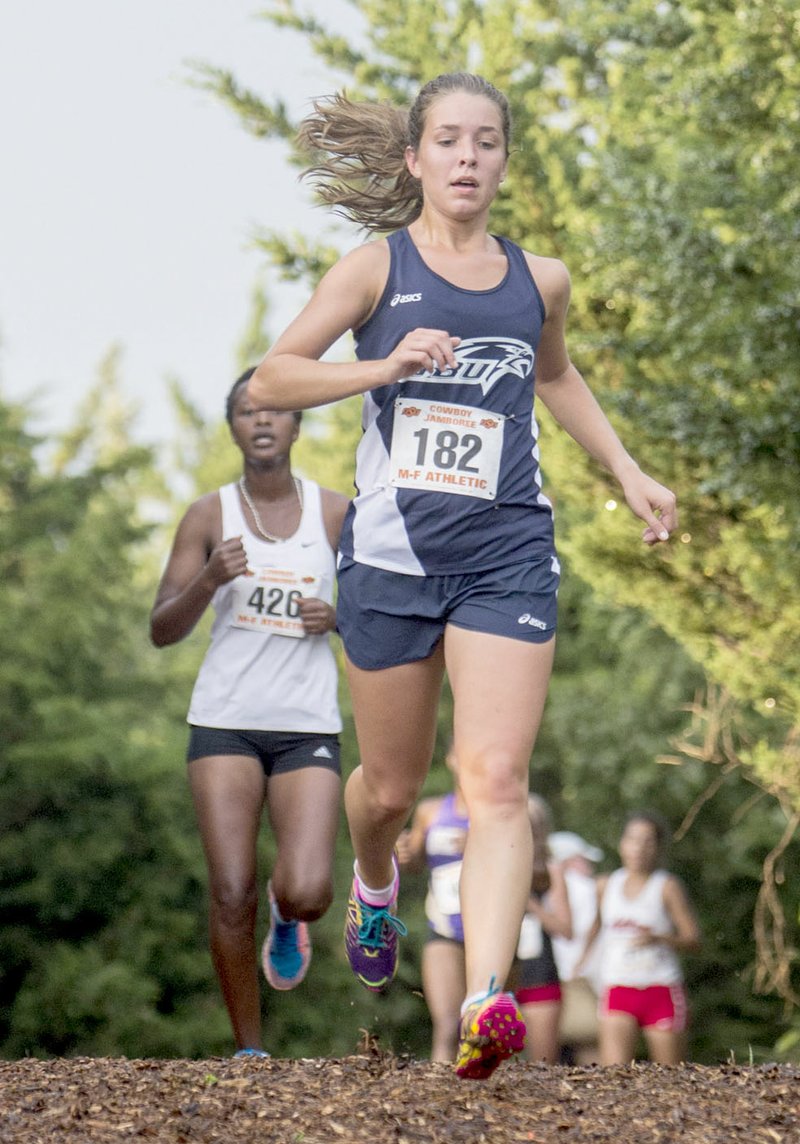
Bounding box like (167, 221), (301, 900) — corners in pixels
(267, 765), (341, 920)
(599, 1010), (641, 1065)
(343, 645), (445, 890)
(422, 939), (467, 1061)
(644, 1026), (687, 1065)
(445, 626), (555, 996)
(189, 754), (266, 1051)
(520, 999), (562, 1063)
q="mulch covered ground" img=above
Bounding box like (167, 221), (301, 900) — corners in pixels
(0, 1053), (798, 1143)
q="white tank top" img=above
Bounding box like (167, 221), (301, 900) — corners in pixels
(187, 479), (342, 733)
(599, 868), (683, 987)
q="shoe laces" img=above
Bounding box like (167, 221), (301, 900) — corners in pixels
(356, 901), (408, 949)
(462, 976), (501, 1021)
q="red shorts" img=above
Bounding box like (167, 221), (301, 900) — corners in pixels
(602, 984), (688, 1032)
(515, 982), (562, 1006)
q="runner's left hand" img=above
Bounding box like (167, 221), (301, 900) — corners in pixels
(298, 596), (336, 635)
(619, 471), (678, 546)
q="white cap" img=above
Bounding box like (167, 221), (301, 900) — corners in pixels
(549, 830), (603, 864)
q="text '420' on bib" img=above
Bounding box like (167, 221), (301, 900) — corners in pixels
(389, 397), (505, 500)
(231, 567), (319, 638)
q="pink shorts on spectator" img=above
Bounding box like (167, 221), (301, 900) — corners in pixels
(602, 984), (688, 1032)
(516, 982), (562, 1006)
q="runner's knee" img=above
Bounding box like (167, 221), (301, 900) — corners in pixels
(273, 871), (333, 922)
(209, 877), (258, 930)
(459, 750), (529, 816)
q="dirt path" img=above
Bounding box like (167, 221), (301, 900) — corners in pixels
(1, 1055), (798, 1142)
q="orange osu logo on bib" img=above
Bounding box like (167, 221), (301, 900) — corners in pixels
(231, 567), (320, 638)
(389, 397), (505, 500)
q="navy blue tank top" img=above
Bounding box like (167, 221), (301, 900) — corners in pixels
(338, 228), (556, 575)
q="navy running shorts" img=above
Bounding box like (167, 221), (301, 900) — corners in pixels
(186, 727), (341, 777)
(336, 553), (559, 671)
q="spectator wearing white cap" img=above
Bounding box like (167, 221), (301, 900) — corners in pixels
(549, 830), (604, 1064)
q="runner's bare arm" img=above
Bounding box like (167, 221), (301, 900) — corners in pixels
(531, 255), (677, 544)
(573, 874), (606, 975)
(320, 487), (350, 553)
(396, 798), (440, 873)
(249, 243), (460, 410)
(294, 486), (350, 637)
(150, 497), (247, 647)
(661, 876), (702, 954)
(528, 862), (573, 940)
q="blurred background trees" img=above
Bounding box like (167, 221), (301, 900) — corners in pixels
(1, 0), (798, 1061)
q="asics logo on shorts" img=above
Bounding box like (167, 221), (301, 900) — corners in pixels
(407, 337), (534, 395)
(518, 613), (547, 630)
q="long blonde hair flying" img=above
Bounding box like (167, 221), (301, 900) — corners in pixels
(296, 73), (512, 233)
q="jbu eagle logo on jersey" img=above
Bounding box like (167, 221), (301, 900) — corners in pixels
(406, 337), (534, 395)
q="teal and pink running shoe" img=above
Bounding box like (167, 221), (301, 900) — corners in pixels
(344, 872), (407, 993)
(262, 882), (311, 990)
(455, 985), (526, 1080)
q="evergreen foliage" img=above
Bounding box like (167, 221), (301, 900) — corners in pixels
(1, 0), (798, 1064)
(0, 383), (218, 1059)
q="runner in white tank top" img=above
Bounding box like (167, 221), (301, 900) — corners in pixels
(187, 476), (340, 734)
(150, 368), (349, 1057)
(600, 868), (683, 988)
(578, 812), (701, 1066)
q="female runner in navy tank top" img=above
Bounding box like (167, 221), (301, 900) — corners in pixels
(249, 72), (678, 1080)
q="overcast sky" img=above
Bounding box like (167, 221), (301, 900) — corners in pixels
(0, 0), (359, 445)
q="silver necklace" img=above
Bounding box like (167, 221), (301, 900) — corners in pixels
(238, 475), (303, 543)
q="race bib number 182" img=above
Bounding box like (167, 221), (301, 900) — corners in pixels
(231, 567), (319, 638)
(389, 397), (504, 500)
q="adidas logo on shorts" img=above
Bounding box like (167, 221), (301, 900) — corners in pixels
(313, 745), (333, 759)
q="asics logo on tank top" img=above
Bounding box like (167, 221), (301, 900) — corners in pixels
(390, 292), (423, 306)
(405, 337), (534, 395)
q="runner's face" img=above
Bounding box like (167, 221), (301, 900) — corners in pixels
(619, 819), (661, 874)
(230, 389), (299, 465)
(405, 92), (508, 218)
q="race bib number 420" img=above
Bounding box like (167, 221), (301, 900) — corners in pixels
(389, 397), (504, 499)
(230, 567), (319, 638)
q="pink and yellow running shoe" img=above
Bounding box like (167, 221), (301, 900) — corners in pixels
(455, 987), (526, 1080)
